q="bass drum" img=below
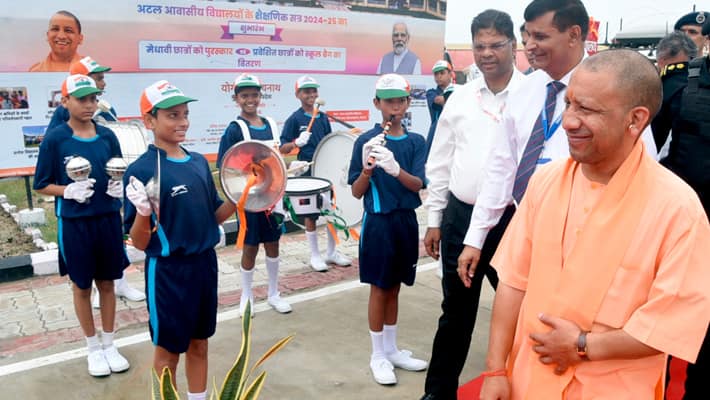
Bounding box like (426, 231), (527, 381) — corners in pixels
(100, 120), (150, 165)
(312, 132), (363, 227)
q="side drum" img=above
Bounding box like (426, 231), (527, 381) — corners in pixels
(100, 120), (150, 165)
(311, 132), (363, 227)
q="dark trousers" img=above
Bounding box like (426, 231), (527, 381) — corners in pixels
(423, 195), (515, 399)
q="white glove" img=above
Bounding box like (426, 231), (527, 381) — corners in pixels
(294, 130), (312, 147)
(63, 179), (95, 203)
(371, 144), (401, 177)
(289, 160), (310, 176)
(126, 176), (152, 217)
(362, 134), (384, 170)
(106, 179), (123, 199)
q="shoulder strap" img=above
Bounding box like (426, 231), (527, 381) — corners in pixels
(264, 116), (280, 147)
(686, 58), (703, 94)
(234, 119), (251, 141)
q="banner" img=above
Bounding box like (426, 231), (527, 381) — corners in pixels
(0, 1), (444, 174)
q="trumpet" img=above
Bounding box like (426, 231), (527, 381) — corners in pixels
(366, 115), (394, 168)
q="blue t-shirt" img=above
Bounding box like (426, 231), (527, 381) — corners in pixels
(348, 124), (426, 214)
(280, 108), (332, 162)
(47, 105), (118, 131)
(123, 145), (224, 258)
(216, 116), (277, 168)
(33, 122), (123, 218)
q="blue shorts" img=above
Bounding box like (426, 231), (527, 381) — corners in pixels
(359, 209), (418, 289)
(58, 212), (128, 289)
(145, 248), (218, 354)
(237, 210), (282, 246)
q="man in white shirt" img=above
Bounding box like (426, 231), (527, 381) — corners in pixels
(377, 22), (422, 75)
(419, 10), (525, 400)
(457, 0), (657, 283)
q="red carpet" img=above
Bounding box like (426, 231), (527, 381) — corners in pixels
(458, 358), (688, 400)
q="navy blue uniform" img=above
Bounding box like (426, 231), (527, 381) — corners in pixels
(425, 87), (444, 158)
(280, 108), (332, 163)
(33, 122), (127, 289)
(123, 145), (223, 353)
(217, 117), (282, 245)
(48, 105), (118, 131)
(348, 124), (426, 289)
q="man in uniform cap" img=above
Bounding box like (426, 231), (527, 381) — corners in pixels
(674, 11), (709, 57)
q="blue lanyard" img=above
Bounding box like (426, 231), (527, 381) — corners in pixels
(541, 97), (562, 141)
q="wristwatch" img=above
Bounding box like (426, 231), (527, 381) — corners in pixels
(577, 331), (589, 359)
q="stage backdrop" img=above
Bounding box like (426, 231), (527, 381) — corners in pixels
(0, 0), (444, 174)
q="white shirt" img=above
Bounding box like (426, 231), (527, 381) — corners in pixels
(425, 68), (526, 228)
(462, 62), (659, 248)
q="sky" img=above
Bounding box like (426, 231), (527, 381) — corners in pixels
(445, 0), (704, 46)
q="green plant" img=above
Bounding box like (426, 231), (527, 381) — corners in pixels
(0, 177), (58, 243)
(151, 300), (293, 400)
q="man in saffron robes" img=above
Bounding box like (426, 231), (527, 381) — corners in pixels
(479, 49), (710, 400)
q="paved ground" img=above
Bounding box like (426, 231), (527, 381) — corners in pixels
(0, 207), (494, 399)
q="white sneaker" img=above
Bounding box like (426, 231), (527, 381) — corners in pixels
(324, 251), (352, 266)
(103, 345), (130, 373)
(369, 357), (397, 385)
(239, 297), (255, 319)
(115, 278), (146, 302)
(310, 256), (329, 272)
(92, 287), (100, 309)
(267, 294), (292, 314)
(386, 349), (428, 371)
(87, 350), (111, 377)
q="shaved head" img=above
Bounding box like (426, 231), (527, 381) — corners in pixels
(579, 49), (662, 120)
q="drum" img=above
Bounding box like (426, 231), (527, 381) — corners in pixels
(312, 132), (363, 226)
(284, 177), (332, 216)
(100, 120), (150, 165)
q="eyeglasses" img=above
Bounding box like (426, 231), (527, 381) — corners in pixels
(473, 39), (512, 52)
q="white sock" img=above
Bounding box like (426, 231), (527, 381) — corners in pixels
(306, 230), (321, 260)
(265, 256), (280, 298)
(187, 391), (207, 400)
(240, 267), (254, 305)
(101, 331), (114, 348)
(370, 330), (385, 360)
(383, 324), (398, 355)
(86, 335), (102, 353)
(326, 228), (337, 257)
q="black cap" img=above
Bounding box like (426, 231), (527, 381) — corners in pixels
(674, 11), (709, 31)
(703, 18), (710, 36)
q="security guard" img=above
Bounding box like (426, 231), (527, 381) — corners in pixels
(661, 19), (710, 399)
(651, 31), (697, 151)
(674, 11), (709, 56)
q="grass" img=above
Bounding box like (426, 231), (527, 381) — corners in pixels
(0, 176), (58, 242)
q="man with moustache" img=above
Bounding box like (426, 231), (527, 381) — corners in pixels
(457, 0), (657, 287)
(674, 11), (709, 58)
(30, 10), (84, 72)
(377, 22), (422, 75)
(419, 9), (525, 400)
(479, 48), (710, 400)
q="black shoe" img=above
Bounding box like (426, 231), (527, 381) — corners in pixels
(420, 394), (438, 400)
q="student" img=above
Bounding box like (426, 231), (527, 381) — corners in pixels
(278, 75), (352, 272)
(33, 74), (130, 377)
(217, 73), (292, 316)
(123, 80), (237, 400)
(347, 73), (428, 386)
(47, 56), (145, 306)
(425, 60), (453, 158)
(48, 56), (121, 131)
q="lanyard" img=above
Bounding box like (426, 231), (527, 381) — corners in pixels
(541, 94), (562, 141)
(476, 90), (506, 123)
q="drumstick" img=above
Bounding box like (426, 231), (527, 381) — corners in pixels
(366, 115), (394, 168)
(305, 98), (326, 133)
(326, 112), (356, 129)
(286, 161), (313, 174)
